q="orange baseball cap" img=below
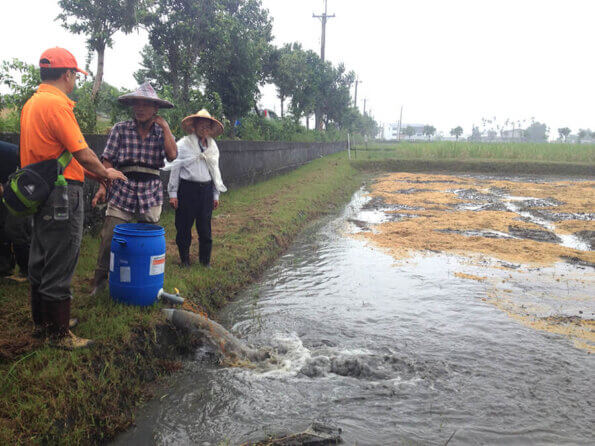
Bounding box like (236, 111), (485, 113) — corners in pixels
(39, 47), (89, 76)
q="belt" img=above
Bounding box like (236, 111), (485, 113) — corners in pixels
(120, 166), (160, 175)
(180, 178), (212, 187)
(66, 179), (84, 187)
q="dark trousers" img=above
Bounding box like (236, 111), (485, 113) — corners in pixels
(0, 202), (31, 276)
(29, 184), (83, 302)
(175, 179), (213, 265)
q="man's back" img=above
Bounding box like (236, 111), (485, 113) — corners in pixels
(20, 83), (87, 182)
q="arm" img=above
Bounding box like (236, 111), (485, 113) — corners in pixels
(91, 160), (115, 207)
(72, 148), (126, 182)
(154, 116), (177, 162)
(167, 163), (181, 209)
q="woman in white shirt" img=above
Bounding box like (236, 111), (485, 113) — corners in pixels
(166, 109), (226, 266)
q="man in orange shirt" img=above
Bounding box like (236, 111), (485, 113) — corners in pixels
(20, 47), (127, 349)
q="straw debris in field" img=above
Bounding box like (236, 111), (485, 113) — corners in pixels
(358, 173), (594, 266)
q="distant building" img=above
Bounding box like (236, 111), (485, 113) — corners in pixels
(500, 129), (524, 140)
(382, 122), (427, 141)
(382, 122), (400, 140)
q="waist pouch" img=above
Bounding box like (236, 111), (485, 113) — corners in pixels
(2, 150), (72, 216)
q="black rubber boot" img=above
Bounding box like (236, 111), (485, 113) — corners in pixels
(31, 288), (45, 338)
(44, 299), (92, 350)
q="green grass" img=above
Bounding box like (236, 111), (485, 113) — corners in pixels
(353, 141), (595, 164)
(0, 151), (362, 444)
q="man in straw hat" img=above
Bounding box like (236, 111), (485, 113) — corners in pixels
(20, 47), (127, 349)
(90, 81), (177, 295)
(164, 109), (226, 267)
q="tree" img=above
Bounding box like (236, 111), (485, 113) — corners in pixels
(450, 126), (463, 141)
(138, 0), (218, 108)
(469, 126), (482, 141)
(403, 126), (415, 141)
(423, 125), (436, 141)
(203, 0), (273, 133)
(577, 129), (589, 143)
(523, 121), (548, 142)
(286, 48), (320, 124)
(558, 127), (571, 142)
(57, 0), (147, 101)
(0, 59), (42, 131)
(0, 59), (41, 111)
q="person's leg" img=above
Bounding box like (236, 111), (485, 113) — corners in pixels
(4, 213), (31, 276)
(196, 183), (213, 266)
(91, 205), (129, 294)
(175, 180), (198, 265)
(28, 205), (45, 331)
(36, 185), (91, 348)
(0, 203), (15, 276)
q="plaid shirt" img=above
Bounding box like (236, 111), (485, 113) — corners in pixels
(102, 120), (166, 214)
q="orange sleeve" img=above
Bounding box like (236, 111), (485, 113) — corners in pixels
(49, 105), (88, 154)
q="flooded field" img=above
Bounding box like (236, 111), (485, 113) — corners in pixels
(354, 173), (594, 352)
(114, 173), (594, 445)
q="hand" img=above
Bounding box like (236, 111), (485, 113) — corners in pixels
(106, 168), (127, 182)
(213, 199), (219, 210)
(151, 115), (170, 130)
(92, 185), (106, 208)
(0, 183), (3, 198)
(169, 198), (178, 209)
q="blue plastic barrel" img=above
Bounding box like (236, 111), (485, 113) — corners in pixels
(109, 223), (166, 306)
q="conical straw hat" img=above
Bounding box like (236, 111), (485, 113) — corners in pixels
(181, 109), (224, 137)
(118, 81), (174, 109)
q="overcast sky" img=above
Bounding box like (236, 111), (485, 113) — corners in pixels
(2, 1), (594, 138)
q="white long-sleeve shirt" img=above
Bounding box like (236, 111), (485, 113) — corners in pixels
(167, 139), (220, 200)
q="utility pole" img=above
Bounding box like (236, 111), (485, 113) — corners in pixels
(313, 0), (335, 62)
(313, 0), (334, 130)
(363, 98), (367, 116)
(397, 105), (403, 141)
(354, 77), (362, 110)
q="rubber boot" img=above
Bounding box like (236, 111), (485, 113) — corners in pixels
(33, 288), (78, 338)
(45, 299), (93, 350)
(31, 287), (45, 339)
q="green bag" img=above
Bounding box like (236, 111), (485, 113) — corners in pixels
(2, 150), (73, 216)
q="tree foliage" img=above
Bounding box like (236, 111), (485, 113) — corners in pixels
(403, 126), (416, 140)
(557, 127), (571, 142)
(423, 125), (436, 141)
(57, 0), (147, 100)
(450, 126), (463, 140)
(203, 0), (273, 129)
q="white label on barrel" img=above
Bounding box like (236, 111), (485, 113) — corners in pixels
(150, 254), (166, 275)
(120, 266), (131, 283)
(110, 252), (114, 272)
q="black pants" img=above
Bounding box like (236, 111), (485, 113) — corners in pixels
(0, 202), (31, 276)
(175, 179), (213, 265)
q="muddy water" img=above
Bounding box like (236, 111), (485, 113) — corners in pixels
(114, 180), (594, 445)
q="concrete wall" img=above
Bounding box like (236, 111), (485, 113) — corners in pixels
(1, 133), (345, 186)
(1, 133), (345, 227)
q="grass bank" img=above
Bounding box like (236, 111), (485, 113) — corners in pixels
(0, 151), (362, 444)
(354, 141), (595, 164)
(351, 142), (594, 176)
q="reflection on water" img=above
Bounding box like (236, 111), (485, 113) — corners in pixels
(113, 186), (595, 446)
